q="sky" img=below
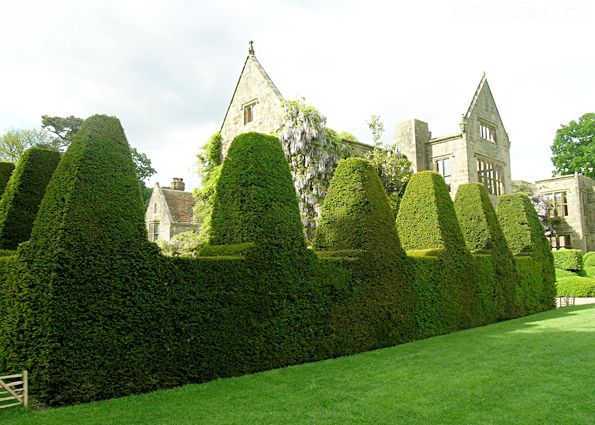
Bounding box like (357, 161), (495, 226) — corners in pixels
(0, 0), (593, 190)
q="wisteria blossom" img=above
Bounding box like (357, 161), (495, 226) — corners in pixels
(276, 99), (350, 241)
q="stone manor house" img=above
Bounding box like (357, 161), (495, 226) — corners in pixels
(146, 42), (594, 252)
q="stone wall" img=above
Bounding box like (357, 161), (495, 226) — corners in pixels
(535, 174), (595, 252)
(394, 76), (513, 205)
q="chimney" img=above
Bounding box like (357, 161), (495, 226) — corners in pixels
(171, 178), (185, 191)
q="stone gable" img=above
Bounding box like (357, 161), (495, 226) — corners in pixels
(395, 74), (513, 205)
(220, 43), (283, 157)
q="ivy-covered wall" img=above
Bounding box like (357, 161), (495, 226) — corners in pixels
(0, 124), (555, 406)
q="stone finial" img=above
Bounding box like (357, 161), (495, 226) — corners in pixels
(248, 40), (255, 55)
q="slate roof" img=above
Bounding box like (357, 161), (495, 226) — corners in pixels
(161, 189), (195, 224)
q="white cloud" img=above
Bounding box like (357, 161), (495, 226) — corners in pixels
(0, 0), (593, 188)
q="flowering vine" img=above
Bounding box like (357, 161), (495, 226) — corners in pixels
(277, 98), (351, 241)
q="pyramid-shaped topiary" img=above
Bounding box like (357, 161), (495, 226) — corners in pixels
(0, 148), (60, 249)
(0, 161), (15, 198)
(10, 115), (163, 405)
(497, 193), (556, 312)
(454, 183), (517, 320)
(315, 158), (414, 349)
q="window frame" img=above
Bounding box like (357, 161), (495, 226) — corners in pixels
(149, 221), (159, 242)
(476, 157), (504, 196)
(243, 99), (257, 125)
(543, 191), (568, 217)
(434, 157), (452, 191)
(479, 121), (497, 143)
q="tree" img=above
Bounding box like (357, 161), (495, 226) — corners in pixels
(192, 131), (223, 244)
(130, 147), (157, 182)
(367, 114), (385, 147)
(551, 113), (595, 179)
(41, 115), (156, 188)
(364, 115), (413, 214)
(0, 128), (54, 162)
(41, 115), (83, 151)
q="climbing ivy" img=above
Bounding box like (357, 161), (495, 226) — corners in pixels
(276, 98), (351, 240)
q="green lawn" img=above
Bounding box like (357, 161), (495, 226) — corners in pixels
(2, 305), (595, 425)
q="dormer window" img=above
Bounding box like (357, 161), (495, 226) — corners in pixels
(243, 101), (256, 124)
(479, 122), (496, 143)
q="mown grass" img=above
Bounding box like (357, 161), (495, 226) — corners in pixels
(2, 305), (594, 424)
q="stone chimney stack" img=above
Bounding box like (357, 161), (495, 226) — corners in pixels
(394, 119), (432, 173)
(171, 178), (185, 191)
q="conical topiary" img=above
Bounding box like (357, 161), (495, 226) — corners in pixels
(0, 148), (60, 249)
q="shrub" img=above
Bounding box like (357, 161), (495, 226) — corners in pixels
(3, 115), (163, 405)
(583, 252), (595, 267)
(556, 276), (595, 297)
(552, 249), (583, 271)
(584, 266), (595, 278)
(206, 131), (342, 376)
(497, 193), (556, 312)
(556, 268), (578, 279)
(454, 183), (517, 320)
(0, 161), (15, 197)
(315, 157), (414, 350)
(0, 130), (560, 407)
(0, 149), (60, 249)
(397, 171), (466, 252)
(210, 132), (305, 252)
(396, 171), (478, 331)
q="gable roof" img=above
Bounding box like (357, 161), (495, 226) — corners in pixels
(161, 189), (195, 224)
(220, 42), (283, 132)
(464, 73), (504, 119)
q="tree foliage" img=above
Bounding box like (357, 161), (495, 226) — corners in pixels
(41, 115), (83, 151)
(41, 115), (156, 200)
(551, 112), (595, 179)
(129, 147), (157, 182)
(364, 115), (413, 214)
(0, 129), (54, 162)
(192, 131), (223, 244)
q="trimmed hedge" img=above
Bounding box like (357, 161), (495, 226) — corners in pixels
(3, 115), (162, 404)
(497, 193), (556, 313)
(315, 157), (414, 351)
(397, 171), (466, 252)
(0, 130), (558, 406)
(552, 249), (583, 271)
(210, 132), (305, 252)
(584, 266), (595, 278)
(206, 132), (341, 373)
(0, 149), (60, 249)
(583, 252), (595, 267)
(0, 161), (15, 197)
(454, 183), (516, 320)
(396, 171), (479, 332)
(556, 275), (595, 297)
(555, 268), (578, 280)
